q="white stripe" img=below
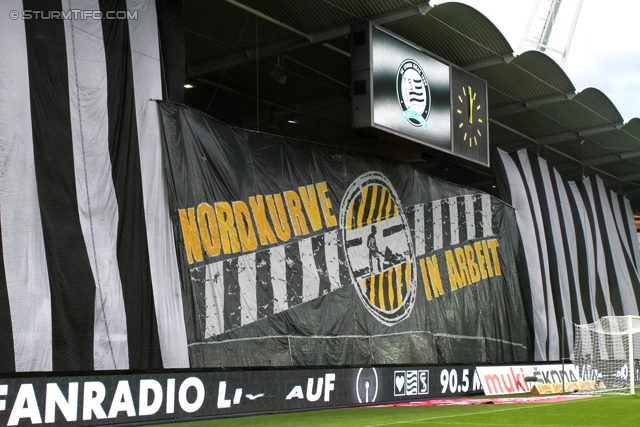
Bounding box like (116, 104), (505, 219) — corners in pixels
(518, 150), (558, 360)
(432, 200), (443, 250)
(554, 170), (586, 326)
(127, 0), (189, 368)
(611, 194), (640, 313)
(497, 149), (547, 361)
(624, 198), (640, 269)
(299, 238), (320, 302)
(63, 0), (129, 370)
(414, 204), (425, 257)
(595, 177), (638, 315)
(0, 1), (53, 372)
(270, 245), (288, 313)
(204, 261), (225, 338)
(238, 254), (258, 325)
(537, 157), (573, 349)
(464, 195), (475, 241)
(583, 177), (614, 316)
(324, 229), (341, 291)
(449, 198), (459, 246)
(568, 182), (599, 321)
(481, 194), (492, 238)
(611, 191), (633, 262)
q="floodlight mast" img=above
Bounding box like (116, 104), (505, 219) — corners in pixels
(518, 0), (584, 68)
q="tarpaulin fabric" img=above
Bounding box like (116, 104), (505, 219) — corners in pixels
(158, 101), (531, 368)
(492, 147), (640, 361)
(0, 0), (189, 372)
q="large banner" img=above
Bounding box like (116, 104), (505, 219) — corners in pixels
(158, 102), (529, 368)
(492, 148), (640, 361)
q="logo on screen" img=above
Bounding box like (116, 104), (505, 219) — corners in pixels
(339, 172), (416, 325)
(356, 367), (379, 403)
(396, 59), (431, 129)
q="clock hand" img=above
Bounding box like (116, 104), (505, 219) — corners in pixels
(468, 87), (475, 124)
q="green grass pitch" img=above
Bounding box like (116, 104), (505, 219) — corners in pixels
(157, 394), (640, 427)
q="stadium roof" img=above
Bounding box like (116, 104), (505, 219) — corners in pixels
(183, 0), (640, 211)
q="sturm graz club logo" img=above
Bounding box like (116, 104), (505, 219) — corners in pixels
(396, 59), (431, 129)
(339, 172), (417, 325)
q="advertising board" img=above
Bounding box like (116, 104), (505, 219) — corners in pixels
(0, 365), (482, 425)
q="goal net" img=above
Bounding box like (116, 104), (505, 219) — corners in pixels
(572, 316), (640, 394)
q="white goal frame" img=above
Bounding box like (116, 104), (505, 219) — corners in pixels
(572, 315), (640, 394)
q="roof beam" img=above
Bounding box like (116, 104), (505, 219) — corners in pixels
(223, 0), (311, 41)
(490, 92), (575, 118)
(463, 54), (513, 72)
(189, 2), (432, 77)
(582, 150), (640, 166)
(619, 171), (640, 182)
(499, 122), (624, 151)
(621, 186), (640, 197)
(552, 161), (580, 171)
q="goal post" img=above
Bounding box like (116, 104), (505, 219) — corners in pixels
(572, 315), (640, 394)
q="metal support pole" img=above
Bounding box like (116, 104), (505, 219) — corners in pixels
(562, 317), (565, 393)
(629, 316), (635, 395)
(518, 0), (541, 52)
(560, 0), (584, 67)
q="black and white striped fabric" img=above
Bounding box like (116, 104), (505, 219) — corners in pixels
(0, 0), (189, 371)
(493, 148), (640, 361)
(407, 194), (495, 256)
(201, 194), (495, 338)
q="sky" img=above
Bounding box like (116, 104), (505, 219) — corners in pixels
(437, 0), (640, 120)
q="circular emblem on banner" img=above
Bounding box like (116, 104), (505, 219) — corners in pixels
(396, 59), (431, 128)
(339, 172), (416, 325)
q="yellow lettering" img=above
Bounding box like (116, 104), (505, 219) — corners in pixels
(266, 194), (291, 242)
(465, 245), (481, 283)
(284, 190), (309, 236)
(473, 242), (488, 279)
(179, 208), (203, 264)
(488, 239), (502, 276)
(249, 196), (277, 246)
(419, 258), (433, 301)
(215, 202), (240, 254)
(445, 250), (463, 291)
(427, 255), (444, 297)
(315, 182), (337, 228)
(197, 203), (220, 257)
(298, 185), (323, 231)
(454, 247), (470, 286)
(233, 201), (258, 252)
(482, 240), (494, 277)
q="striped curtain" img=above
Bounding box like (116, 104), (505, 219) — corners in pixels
(0, 0), (189, 371)
(493, 148), (640, 361)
